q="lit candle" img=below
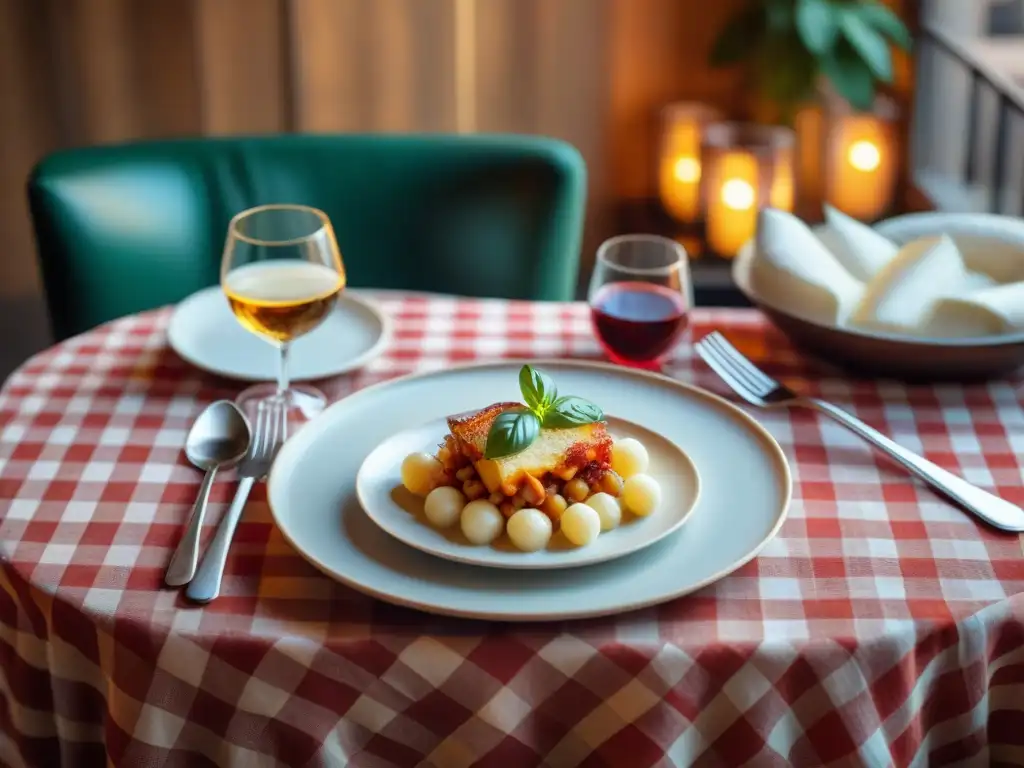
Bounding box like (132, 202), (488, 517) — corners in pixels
(702, 122), (795, 257)
(706, 151), (759, 257)
(826, 110), (897, 221)
(658, 103), (723, 223)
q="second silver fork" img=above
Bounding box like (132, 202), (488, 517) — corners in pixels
(186, 401), (287, 603)
(696, 331), (1024, 533)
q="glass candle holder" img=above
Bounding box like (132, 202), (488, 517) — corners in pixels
(824, 94), (899, 221)
(796, 90), (899, 221)
(657, 102), (724, 223)
(700, 122), (796, 258)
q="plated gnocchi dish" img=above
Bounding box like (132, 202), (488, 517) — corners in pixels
(398, 365), (664, 553)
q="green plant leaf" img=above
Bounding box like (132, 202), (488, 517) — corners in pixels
(757, 34), (819, 104)
(858, 1), (912, 50)
(542, 396), (604, 429)
(820, 40), (877, 110)
(518, 365), (557, 413)
(765, 0), (795, 32)
(710, 2), (766, 67)
(841, 8), (893, 81)
(796, 0), (840, 54)
(485, 409), (541, 459)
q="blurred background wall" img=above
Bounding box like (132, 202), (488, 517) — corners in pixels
(0, 0), (912, 375)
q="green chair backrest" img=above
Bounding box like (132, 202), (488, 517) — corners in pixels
(27, 134), (587, 341)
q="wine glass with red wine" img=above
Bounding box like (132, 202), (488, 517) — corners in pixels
(588, 234), (692, 369)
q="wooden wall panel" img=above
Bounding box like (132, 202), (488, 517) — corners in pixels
(126, 0), (204, 137)
(288, 0), (366, 132)
(290, 0), (456, 133)
(473, 0), (614, 263)
(194, 0), (289, 134)
(0, 0), (57, 298)
(46, 0), (142, 143)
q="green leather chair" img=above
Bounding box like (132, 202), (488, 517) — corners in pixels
(27, 134), (587, 341)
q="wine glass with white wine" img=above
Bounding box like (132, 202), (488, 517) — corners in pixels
(221, 204), (346, 429)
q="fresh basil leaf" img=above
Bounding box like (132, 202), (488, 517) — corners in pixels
(796, 0), (839, 55)
(820, 41), (876, 111)
(484, 409), (541, 459)
(543, 396), (604, 429)
(518, 365), (557, 413)
(858, 1), (912, 50)
(709, 3), (766, 67)
(841, 8), (892, 82)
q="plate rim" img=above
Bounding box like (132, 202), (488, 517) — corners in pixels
(166, 286), (392, 382)
(267, 358), (794, 621)
(353, 414), (703, 570)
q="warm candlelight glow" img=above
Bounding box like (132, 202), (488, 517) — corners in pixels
(828, 112), (896, 221)
(703, 122), (795, 258)
(673, 156), (701, 184)
(721, 179), (755, 210)
(658, 103), (723, 223)
(848, 140), (881, 172)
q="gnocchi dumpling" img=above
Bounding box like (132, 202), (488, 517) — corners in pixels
(561, 503), (601, 546)
(423, 486), (465, 528)
(586, 492), (622, 532)
(401, 452), (443, 497)
(460, 500), (505, 544)
(621, 474), (661, 517)
(611, 438), (649, 479)
(507, 508), (553, 552)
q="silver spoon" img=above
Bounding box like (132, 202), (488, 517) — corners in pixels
(164, 400), (251, 587)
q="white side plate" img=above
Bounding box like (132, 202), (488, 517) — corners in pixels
(267, 360), (792, 621)
(167, 286), (389, 382)
(356, 416), (701, 569)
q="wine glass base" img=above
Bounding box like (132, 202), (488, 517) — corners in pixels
(235, 384), (328, 434)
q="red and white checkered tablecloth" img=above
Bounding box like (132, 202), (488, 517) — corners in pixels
(2, 291), (1024, 767)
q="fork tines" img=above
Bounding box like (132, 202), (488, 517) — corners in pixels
(695, 332), (778, 403)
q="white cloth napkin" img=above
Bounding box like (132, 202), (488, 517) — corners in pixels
(823, 204), (899, 282)
(750, 208), (865, 326)
(849, 235), (971, 335)
(929, 282), (1024, 337)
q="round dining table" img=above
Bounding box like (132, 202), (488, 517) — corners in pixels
(1, 290), (1023, 767)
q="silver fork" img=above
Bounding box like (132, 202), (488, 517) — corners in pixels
(186, 401), (287, 603)
(696, 331), (1024, 533)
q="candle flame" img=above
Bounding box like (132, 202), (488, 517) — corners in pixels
(673, 157), (701, 184)
(848, 140), (881, 172)
(721, 179), (755, 211)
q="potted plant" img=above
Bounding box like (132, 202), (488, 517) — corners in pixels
(710, 0), (912, 124)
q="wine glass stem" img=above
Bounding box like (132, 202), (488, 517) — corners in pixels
(276, 342), (291, 398)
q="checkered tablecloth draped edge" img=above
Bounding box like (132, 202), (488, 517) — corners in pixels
(0, 294), (1023, 767)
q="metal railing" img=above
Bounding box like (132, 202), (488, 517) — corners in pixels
(916, 21), (1024, 214)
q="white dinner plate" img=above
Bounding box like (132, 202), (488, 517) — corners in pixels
(167, 286), (389, 382)
(355, 415), (701, 569)
(267, 360), (792, 621)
